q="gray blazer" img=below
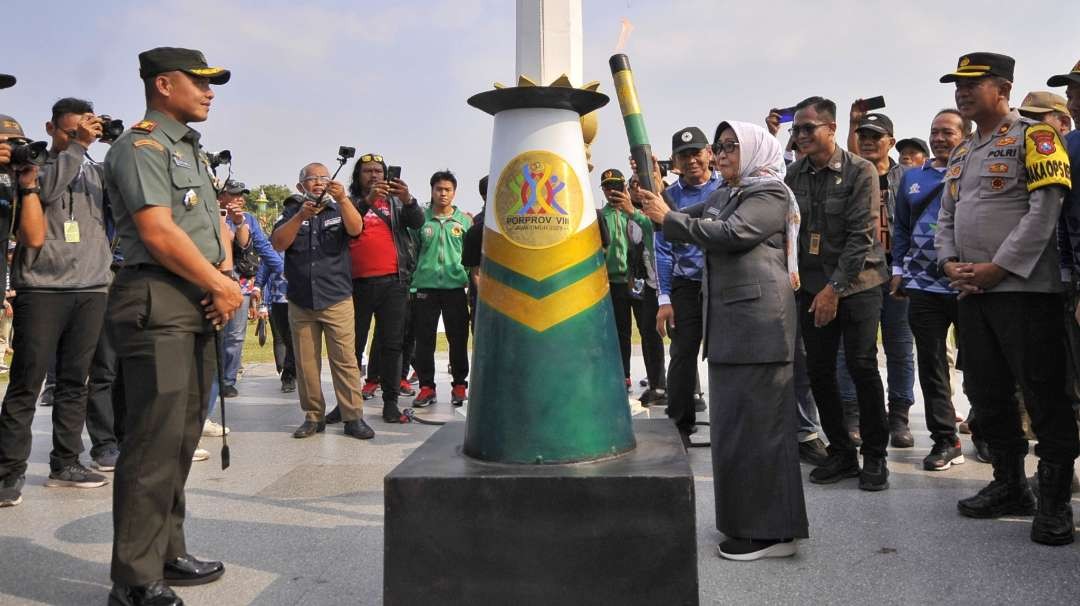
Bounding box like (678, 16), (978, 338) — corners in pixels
(662, 181), (796, 365)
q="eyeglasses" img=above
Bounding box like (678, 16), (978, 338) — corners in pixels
(711, 141), (740, 155)
(789, 123), (826, 136)
(360, 154), (384, 164)
(302, 176), (330, 183)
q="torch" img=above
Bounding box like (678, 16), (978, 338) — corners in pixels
(608, 53), (655, 193)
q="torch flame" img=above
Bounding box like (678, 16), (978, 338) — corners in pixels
(614, 18), (634, 53)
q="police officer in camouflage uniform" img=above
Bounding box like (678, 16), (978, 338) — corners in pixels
(104, 47), (243, 605)
(935, 52), (1077, 546)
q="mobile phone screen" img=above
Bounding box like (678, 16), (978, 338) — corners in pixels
(386, 166), (401, 181)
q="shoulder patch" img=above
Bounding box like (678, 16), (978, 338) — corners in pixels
(1024, 123), (1071, 192)
(132, 120), (157, 133)
(133, 138), (165, 152)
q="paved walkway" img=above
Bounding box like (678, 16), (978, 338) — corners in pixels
(0, 355), (1077, 605)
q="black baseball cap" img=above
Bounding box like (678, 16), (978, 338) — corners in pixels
(1047, 58), (1080, 87)
(855, 113), (894, 136)
(139, 47), (230, 85)
(671, 126), (708, 155)
(600, 168), (625, 187)
(896, 137), (930, 157)
(223, 179), (249, 195)
(0, 74), (14, 89)
(940, 52), (1015, 83)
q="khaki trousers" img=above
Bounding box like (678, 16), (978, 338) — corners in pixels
(289, 298), (364, 422)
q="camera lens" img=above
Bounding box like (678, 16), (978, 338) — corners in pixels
(10, 141), (48, 167)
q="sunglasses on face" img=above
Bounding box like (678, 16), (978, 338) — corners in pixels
(789, 123), (826, 136)
(360, 154), (384, 164)
(711, 141), (740, 155)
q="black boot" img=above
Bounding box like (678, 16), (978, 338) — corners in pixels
(1031, 460), (1075, 546)
(957, 451), (1035, 519)
(888, 408), (914, 448)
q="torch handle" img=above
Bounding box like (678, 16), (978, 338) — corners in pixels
(608, 54), (656, 194)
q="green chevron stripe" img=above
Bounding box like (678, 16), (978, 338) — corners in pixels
(481, 251), (606, 299)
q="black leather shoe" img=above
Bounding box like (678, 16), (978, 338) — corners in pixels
(280, 377), (296, 393)
(108, 580), (183, 606)
(325, 406), (342, 424)
(859, 456), (890, 491)
(382, 402), (402, 424)
(221, 385), (239, 398)
(164, 554), (225, 586)
(809, 450), (860, 484)
(344, 418), (375, 440)
(292, 420), (326, 439)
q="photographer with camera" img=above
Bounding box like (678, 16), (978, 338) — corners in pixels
(272, 161), (371, 440)
(0, 99), (117, 509)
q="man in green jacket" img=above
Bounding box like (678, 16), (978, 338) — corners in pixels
(411, 171), (473, 406)
(600, 168), (667, 402)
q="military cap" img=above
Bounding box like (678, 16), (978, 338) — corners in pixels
(895, 137), (930, 157)
(1047, 59), (1080, 87)
(671, 126), (708, 154)
(139, 47), (230, 84)
(0, 74), (14, 89)
(855, 113), (894, 136)
(223, 179), (250, 195)
(940, 52), (1015, 83)
(0, 114), (26, 138)
(1018, 91), (1069, 116)
(600, 168), (626, 187)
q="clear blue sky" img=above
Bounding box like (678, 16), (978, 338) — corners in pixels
(4, 0), (1078, 213)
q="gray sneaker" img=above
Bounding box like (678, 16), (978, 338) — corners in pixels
(92, 447), (121, 472)
(0, 475), (25, 507)
(45, 463), (109, 488)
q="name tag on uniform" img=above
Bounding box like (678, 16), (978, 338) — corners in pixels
(64, 220), (80, 243)
(809, 232), (821, 255)
(323, 216), (342, 227)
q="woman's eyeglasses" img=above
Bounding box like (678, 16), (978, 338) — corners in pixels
(711, 141), (740, 155)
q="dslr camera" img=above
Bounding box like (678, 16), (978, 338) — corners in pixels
(207, 149), (231, 170)
(97, 115), (125, 143)
(7, 139), (48, 167)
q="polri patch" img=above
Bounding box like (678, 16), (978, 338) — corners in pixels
(996, 137), (1017, 147)
(988, 163), (1009, 174)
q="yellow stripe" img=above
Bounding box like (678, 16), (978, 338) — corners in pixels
(957, 64), (991, 72)
(612, 70), (641, 117)
(482, 224), (601, 281)
(479, 264), (610, 332)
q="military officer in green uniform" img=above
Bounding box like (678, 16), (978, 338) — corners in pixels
(935, 52), (1077, 546)
(104, 47), (243, 606)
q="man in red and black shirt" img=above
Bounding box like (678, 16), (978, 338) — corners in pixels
(343, 153), (423, 423)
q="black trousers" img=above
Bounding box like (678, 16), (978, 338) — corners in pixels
(1064, 287), (1080, 412)
(412, 287), (470, 388)
(666, 277), (703, 433)
(958, 292), (1079, 464)
(0, 291), (107, 477)
(906, 290), (961, 445)
(86, 317), (121, 457)
(270, 302), (296, 381)
(610, 282), (666, 389)
(368, 293), (414, 381)
(108, 268), (215, 585)
(353, 276), (408, 403)
(797, 286), (888, 458)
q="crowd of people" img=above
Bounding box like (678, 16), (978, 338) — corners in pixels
(0, 45), (1077, 603)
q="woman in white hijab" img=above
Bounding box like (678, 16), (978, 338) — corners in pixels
(640, 120), (808, 561)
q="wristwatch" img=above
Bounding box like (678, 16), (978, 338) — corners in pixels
(18, 186), (41, 196)
(939, 256), (959, 273)
(828, 279), (844, 294)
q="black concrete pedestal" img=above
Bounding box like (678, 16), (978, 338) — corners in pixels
(384, 418), (698, 606)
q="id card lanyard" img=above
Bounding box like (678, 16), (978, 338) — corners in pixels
(63, 165), (82, 243)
